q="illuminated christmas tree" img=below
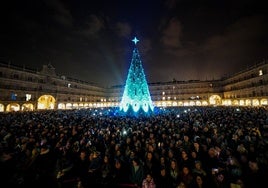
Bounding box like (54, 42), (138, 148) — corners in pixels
(119, 37), (154, 115)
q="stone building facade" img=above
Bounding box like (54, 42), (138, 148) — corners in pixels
(0, 60), (267, 112)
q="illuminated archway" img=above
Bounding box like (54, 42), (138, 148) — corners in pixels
(245, 99), (251, 106)
(79, 103), (84, 108)
(162, 102), (167, 107)
(166, 101), (172, 106)
(239, 100), (245, 106)
(202, 101), (208, 106)
(209, 95), (222, 105)
(58, 103), (66, 109)
(196, 101), (201, 106)
(73, 103), (78, 109)
(189, 101), (195, 106)
(37, 95), (56, 110)
(155, 102), (161, 106)
(260, 99), (268, 105)
(178, 101), (183, 106)
(22, 103), (34, 111)
(233, 100), (239, 106)
(6, 103), (20, 112)
(172, 101), (178, 106)
(222, 99), (231, 106)
(252, 99), (259, 106)
(0, 103), (4, 112)
(66, 103), (72, 109)
(184, 102), (189, 106)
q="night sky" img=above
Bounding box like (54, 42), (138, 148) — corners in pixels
(1, 0), (268, 87)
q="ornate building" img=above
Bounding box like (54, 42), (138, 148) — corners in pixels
(0, 60), (267, 112)
(0, 62), (106, 112)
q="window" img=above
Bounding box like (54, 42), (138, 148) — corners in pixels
(26, 94), (31, 101)
(11, 93), (17, 100)
(14, 74), (19, 79)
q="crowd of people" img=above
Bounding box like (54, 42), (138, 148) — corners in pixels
(0, 106), (268, 188)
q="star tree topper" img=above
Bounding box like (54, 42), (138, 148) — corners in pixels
(132, 37), (139, 45)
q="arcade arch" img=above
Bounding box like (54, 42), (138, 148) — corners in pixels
(22, 103), (34, 111)
(260, 99), (268, 105)
(6, 103), (20, 112)
(209, 95), (222, 105)
(37, 95), (56, 110)
(58, 103), (66, 109)
(0, 103), (5, 112)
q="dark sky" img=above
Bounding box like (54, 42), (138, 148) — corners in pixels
(1, 0), (268, 86)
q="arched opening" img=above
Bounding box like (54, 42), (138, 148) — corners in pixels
(183, 101), (189, 106)
(196, 101), (201, 106)
(260, 99), (268, 105)
(79, 103), (84, 109)
(58, 103), (66, 109)
(37, 95), (56, 110)
(73, 103), (78, 109)
(233, 100), (239, 106)
(0, 103), (5, 112)
(239, 100), (245, 106)
(222, 99), (231, 106)
(176, 101), (183, 106)
(6, 103), (20, 112)
(252, 99), (259, 106)
(209, 95), (222, 105)
(66, 103), (72, 109)
(245, 99), (251, 106)
(202, 101), (208, 106)
(22, 103), (34, 111)
(189, 101), (195, 106)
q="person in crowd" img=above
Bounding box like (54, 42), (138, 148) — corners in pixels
(32, 144), (58, 188)
(242, 158), (267, 188)
(168, 158), (181, 188)
(155, 166), (172, 188)
(190, 174), (209, 188)
(210, 170), (229, 188)
(179, 150), (193, 169)
(182, 135), (192, 154)
(192, 160), (207, 178)
(0, 106), (268, 188)
(73, 150), (89, 187)
(129, 157), (145, 187)
(55, 149), (75, 188)
(143, 151), (158, 178)
(111, 158), (129, 187)
(97, 154), (112, 187)
(141, 173), (156, 188)
(87, 151), (101, 186)
(179, 165), (194, 188)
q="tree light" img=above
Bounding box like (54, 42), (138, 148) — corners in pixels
(119, 37), (154, 115)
